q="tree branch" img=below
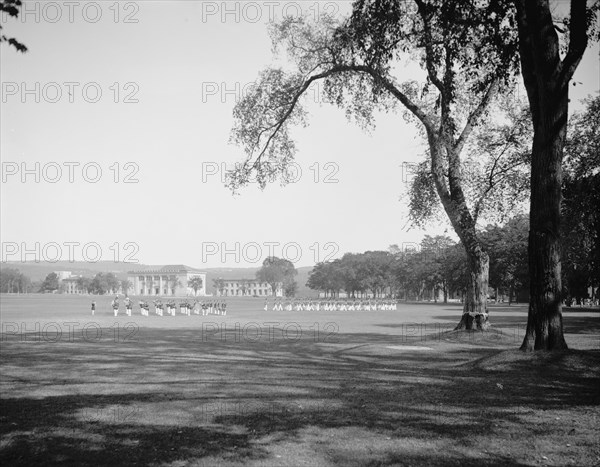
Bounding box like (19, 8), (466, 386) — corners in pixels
(454, 78), (500, 156)
(246, 63), (435, 170)
(414, 0), (444, 94)
(558, 0), (589, 89)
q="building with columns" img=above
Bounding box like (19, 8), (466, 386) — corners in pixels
(61, 275), (82, 294)
(128, 265), (207, 296)
(214, 278), (283, 297)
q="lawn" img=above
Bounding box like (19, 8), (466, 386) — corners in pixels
(1, 294), (599, 466)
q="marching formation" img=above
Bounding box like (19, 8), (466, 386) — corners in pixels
(96, 296), (399, 317)
(106, 296), (227, 317)
(265, 298), (398, 312)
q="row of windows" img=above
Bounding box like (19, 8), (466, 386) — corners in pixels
(140, 288), (170, 295)
(135, 276), (205, 284)
(224, 289), (269, 296)
(137, 276), (178, 281)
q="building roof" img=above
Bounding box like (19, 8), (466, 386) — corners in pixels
(61, 276), (81, 282)
(220, 279), (270, 284)
(128, 265), (205, 274)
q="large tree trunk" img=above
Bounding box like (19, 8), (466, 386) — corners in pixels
(455, 249), (490, 330)
(513, 0), (587, 351)
(427, 132), (492, 331)
(520, 108), (568, 350)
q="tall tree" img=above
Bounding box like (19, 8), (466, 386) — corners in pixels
(105, 273), (120, 295)
(228, 0), (520, 329)
(120, 279), (133, 296)
(188, 276), (204, 296)
(514, 0), (599, 350)
(77, 276), (92, 294)
(40, 272), (59, 293)
(481, 215), (529, 303)
(0, 267), (31, 293)
(256, 256), (297, 297)
(212, 278), (226, 296)
(169, 276), (182, 296)
(89, 273), (120, 295)
(307, 260), (345, 297)
(283, 279), (298, 297)
(420, 235), (457, 302)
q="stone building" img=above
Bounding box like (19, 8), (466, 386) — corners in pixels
(214, 278), (282, 297)
(61, 276), (82, 294)
(128, 265), (206, 296)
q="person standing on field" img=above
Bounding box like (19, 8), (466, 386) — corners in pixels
(112, 296), (119, 317)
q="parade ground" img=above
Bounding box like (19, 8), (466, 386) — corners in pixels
(1, 295), (599, 466)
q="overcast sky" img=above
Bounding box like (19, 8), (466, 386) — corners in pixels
(1, 1), (598, 269)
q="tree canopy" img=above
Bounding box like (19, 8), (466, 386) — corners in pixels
(256, 256), (297, 297)
(229, 0), (527, 330)
(561, 95), (600, 304)
(40, 272), (59, 293)
(0, 267), (31, 293)
(0, 0), (27, 52)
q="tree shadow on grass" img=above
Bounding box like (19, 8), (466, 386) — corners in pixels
(430, 311), (600, 335)
(1, 327), (599, 466)
(0, 393), (269, 466)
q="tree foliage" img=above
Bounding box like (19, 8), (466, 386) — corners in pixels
(89, 273), (120, 295)
(40, 272), (59, 293)
(0, 0), (27, 52)
(169, 277), (182, 295)
(480, 214), (529, 301)
(228, 1), (519, 191)
(228, 0), (527, 329)
(307, 238), (470, 301)
(0, 267), (31, 293)
(256, 256), (297, 297)
(188, 276), (204, 295)
(212, 278), (226, 295)
(120, 279), (133, 296)
(562, 95), (600, 303)
(77, 276), (93, 294)
(407, 98), (532, 227)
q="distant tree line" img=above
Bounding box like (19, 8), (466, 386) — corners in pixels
(0, 267), (32, 293)
(307, 209), (597, 304)
(35, 272), (125, 295)
(306, 96), (599, 305)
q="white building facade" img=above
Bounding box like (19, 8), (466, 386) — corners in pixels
(128, 265), (207, 296)
(215, 279), (283, 297)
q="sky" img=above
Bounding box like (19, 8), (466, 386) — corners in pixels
(1, 1), (599, 269)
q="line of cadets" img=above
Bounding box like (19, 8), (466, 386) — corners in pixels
(96, 296), (399, 317)
(104, 296), (227, 317)
(265, 298), (398, 312)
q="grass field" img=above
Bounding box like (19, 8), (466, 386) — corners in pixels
(1, 294), (599, 466)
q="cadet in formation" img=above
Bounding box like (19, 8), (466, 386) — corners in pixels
(100, 297), (228, 317)
(267, 298), (398, 312)
(111, 296), (119, 316)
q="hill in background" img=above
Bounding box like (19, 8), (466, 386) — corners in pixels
(2, 261), (317, 297)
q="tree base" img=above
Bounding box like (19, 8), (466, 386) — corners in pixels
(519, 302), (569, 351)
(454, 312), (490, 331)
(519, 330), (568, 352)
